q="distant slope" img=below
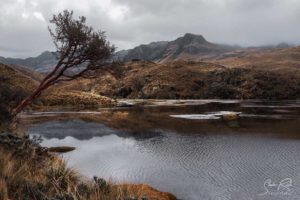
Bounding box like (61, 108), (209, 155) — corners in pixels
(114, 33), (241, 63)
(212, 46), (300, 72)
(0, 51), (57, 72)
(0, 33), (240, 71)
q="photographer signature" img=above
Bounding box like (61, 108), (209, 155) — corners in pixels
(258, 178), (293, 196)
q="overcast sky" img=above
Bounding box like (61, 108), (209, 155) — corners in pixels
(1, 0), (300, 58)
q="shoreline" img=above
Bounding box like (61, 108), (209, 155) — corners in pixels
(0, 132), (177, 200)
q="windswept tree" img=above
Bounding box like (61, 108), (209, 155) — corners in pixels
(13, 10), (115, 116)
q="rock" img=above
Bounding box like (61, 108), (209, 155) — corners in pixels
(116, 101), (135, 107)
(220, 111), (241, 120)
(48, 146), (76, 153)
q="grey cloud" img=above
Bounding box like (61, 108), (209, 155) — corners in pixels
(0, 0), (299, 58)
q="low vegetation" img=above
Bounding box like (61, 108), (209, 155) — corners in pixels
(39, 91), (115, 108)
(0, 63), (115, 114)
(0, 133), (176, 200)
(0, 65), (36, 127)
(59, 61), (300, 99)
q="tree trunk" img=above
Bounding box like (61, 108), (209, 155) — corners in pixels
(12, 79), (53, 117)
(12, 88), (40, 117)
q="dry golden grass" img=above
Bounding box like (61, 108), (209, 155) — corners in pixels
(70, 60), (299, 99)
(0, 136), (176, 200)
(40, 91), (116, 107)
(0, 64), (115, 110)
(212, 46), (300, 73)
(0, 63), (39, 93)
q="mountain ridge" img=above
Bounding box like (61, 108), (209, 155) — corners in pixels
(114, 33), (242, 62)
(0, 33), (294, 72)
(0, 51), (57, 72)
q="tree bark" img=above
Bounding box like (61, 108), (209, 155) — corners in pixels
(12, 89), (40, 116)
(12, 78), (54, 117)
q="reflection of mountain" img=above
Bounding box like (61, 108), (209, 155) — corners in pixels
(28, 120), (122, 140)
(27, 119), (164, 140)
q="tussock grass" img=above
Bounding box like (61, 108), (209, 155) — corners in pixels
(40, 91), (115, 107)
(0, 134), (176, 200)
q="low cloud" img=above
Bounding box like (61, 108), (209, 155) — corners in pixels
(0, 0), (300, 57)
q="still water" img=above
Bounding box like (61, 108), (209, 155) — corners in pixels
(22, 100), (300, 200)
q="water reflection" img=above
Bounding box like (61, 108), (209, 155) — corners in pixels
(23, 100), (300, 139)
(22, 100), (300, 200)
(32, 130), (300, 200)
(29, 120), (125, 140)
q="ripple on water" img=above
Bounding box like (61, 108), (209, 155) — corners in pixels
(25, 103), (300, 200)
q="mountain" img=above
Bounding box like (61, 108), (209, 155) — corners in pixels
(114, 33), (241, 62)
(0, 33), (294, 72)
(114, 41), (169, 62)
(0, 51), (57, 72)
(52, 38), (300, 100)
(1, 39), (299, 101)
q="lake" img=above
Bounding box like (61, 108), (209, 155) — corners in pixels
(21, 100), (300, 200)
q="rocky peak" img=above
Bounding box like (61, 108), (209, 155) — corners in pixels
(174, 33), (208, 45)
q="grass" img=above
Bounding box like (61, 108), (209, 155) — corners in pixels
(39, 91), (116, 107)
(0, 63), (116, 112)
(57, 60), (299, 99)
(0, 133), (176, 200)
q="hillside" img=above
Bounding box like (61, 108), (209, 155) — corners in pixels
(1, 34), (299, 101)
(1, 42), (300, 101)
(0, 63), (114, 113)
(0, 64), (39, 124)
(40, 43), (300, 100)
(57, 60), (300, 99)
(0, 63), (39, 93)
(8, 64), (44, 82)
(212, 46), (300, 72)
